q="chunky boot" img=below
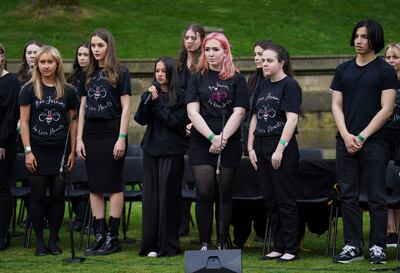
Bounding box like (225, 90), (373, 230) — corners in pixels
(97, 216), (121, 255)
(0, 229), (10, 251)
(84, 218), (106, 256)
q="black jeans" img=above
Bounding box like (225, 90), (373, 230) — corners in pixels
(336, 137), (389, 249)
(254, 135), (299, 255)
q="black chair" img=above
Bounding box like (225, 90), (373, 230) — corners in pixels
(299, 147), (323, 160)
(10, 153), (31, 245)
(121, 156), (143, 243)
(383, 161), (400, 260)
(126, 144), (142, 157)
(231, 158), (265, 251)
(295, 158), (339, 257)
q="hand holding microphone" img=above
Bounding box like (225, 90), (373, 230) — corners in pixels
(144, 79), (161, 104)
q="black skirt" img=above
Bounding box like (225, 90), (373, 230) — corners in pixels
(84, 119), (126, 193)
(31, 145), (64, 176)
(188, 118), (242, 168)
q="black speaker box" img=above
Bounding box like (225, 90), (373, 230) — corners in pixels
(184, 249), (242, 273)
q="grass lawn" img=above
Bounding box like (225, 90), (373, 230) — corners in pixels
(0, 0), (398, 59)
(1, 202), (400, 273)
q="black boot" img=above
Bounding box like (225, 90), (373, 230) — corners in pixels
(84, 218), (106, 256)
(0, 229), (10, 251)
(97, 216), (121, 255)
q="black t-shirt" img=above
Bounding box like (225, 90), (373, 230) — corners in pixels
(185, 70), (249, 118)
(252, 76), (302, 136)
(19, 83), (79, 147)
(0, 73), (20, 147)
(385, 79), (400, 129)
(78, 65), (132, 119)
(330, 57), (398, 139)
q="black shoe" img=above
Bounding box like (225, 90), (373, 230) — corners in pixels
(333, 245), (363, 264)
(84, 218), (106, 256)
(369, 245), (386, 264)
(47, 244), (62, 255)
(35, 245), (48, 256)
(386, 233), (398, 248)
(96, 217), (121, 256)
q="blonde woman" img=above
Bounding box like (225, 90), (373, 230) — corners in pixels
(19, 46), (78, 256)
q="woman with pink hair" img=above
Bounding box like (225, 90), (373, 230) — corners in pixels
(186, 32), (249, 250)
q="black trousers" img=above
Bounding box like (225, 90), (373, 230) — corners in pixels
(254, 135), (299, 255)
(0, 142), (16, 231)
(336, 137), (389, 248)
(139, 152), (184, 257)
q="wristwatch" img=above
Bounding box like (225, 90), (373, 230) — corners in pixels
(24, 146), (32, 154)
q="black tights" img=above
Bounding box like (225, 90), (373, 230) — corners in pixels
(192, 165), (236, 245)
(30, 175), (65, 247)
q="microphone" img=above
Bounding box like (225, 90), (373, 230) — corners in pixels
(144, 80), (161, 104)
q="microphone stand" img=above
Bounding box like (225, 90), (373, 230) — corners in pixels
(59, 112), (85, 263)
(216, 115), (225, 250)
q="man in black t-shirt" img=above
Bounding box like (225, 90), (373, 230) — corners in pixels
(330, 19), (398, 264)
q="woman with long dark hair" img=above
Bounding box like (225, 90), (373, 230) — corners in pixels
(186, 32), (249, 250)
(17, 40), (43, 86)
(136, 57), (186, 257)
(19, 46), (78, 256)
(0, 43), (20, 250)
(76, 28), (131, 256)
(248, 43), (301, 262)
(176, 23), (205, 237)
(67, 42), (90, 88)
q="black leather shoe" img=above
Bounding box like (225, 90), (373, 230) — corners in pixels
(35, 245), (48, 256)
(84, 218), (106, 256)
(47, 244), (62, 255)
(96, 234), (122, 255)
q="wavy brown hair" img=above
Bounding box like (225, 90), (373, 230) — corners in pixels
(176, 24), (205, 73)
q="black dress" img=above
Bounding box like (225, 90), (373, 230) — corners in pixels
(78, 66), (132, 192)
(185, 70), (249, 168)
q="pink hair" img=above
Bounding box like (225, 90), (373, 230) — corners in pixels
(198, 32), (238, 80)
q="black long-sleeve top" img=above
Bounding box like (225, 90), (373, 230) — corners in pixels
(0, 73), (20, 148)
(134, 89), (186, 157)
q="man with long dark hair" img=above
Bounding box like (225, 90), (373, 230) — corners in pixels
(331, 19), (397, 264)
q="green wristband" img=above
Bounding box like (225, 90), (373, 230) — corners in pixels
(357, 133), (365, 142)
(119, 133), (127, 139)
(279, 139), (288, 147)
(208, 133), (215, 142)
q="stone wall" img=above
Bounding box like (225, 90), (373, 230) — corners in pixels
(8, 56), (353, 158)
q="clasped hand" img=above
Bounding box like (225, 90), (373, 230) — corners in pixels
(209, 134), (227, 154)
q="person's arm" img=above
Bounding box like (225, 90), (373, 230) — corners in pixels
(67, 109), (78, 171)
(134, 88), (155, 126)
(187, 102), (224, 149)
(331, 90), (361, 154)
(152, 94), (186, 130)
(271, 112), (298, 170)
(0, 78), (19, 160)
(113, 94), (131, 160)
(76, 96), (86, 160)
(20, 104), (37, 173)
(222, 107), (246, 140)
(358, 89), (396, 142)
(247, 114), (258, 170)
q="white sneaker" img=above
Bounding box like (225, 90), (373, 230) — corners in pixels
(200, 243), (208, 251)
(147, 251), (158, 257)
